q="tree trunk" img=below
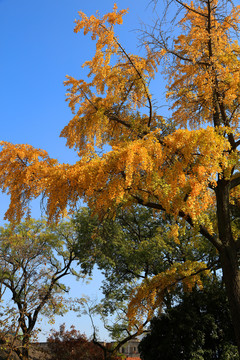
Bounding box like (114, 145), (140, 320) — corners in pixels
(216, 179), (240, 354)
(219, 247), (240, 355)
(20, 334), (30, 360)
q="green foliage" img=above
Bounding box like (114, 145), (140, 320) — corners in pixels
(74, 206), (218, 301)
(0, 219), (81, 360)
(73, 206), (219, 341)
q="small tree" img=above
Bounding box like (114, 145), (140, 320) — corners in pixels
(76, 296), (144, 360)
(0, 219), (80, 360)
(47, 323), (119, 360)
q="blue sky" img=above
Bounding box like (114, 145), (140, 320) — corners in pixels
(0, 0), (161, 342)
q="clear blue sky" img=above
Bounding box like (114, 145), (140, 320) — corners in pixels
(0, 0), (160, 342)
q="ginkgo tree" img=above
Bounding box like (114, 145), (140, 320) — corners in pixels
(1, 0), (240, 353)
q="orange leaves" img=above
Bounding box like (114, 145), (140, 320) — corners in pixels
(0, 142), (58, 222)
(106, 4), (127, 25)
(73, 4), (128, 78)
(164, 1), (240, 129)
(79, 127), (229, 222)
(74, 4), (128, 36)
(62, 5), (158, 157)
(0, 125), (230, 224)
(0, 2), (238, 235)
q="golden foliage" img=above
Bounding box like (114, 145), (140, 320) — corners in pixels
(1, 3), (237, 223)
(0, 127), (230, 223)
(127, 261), (209, 331)
(164, 2), (240, 129)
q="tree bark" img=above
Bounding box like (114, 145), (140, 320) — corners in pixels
(219, 247), (240, 354)
(216, 179), (240, 354)
(20, 334), (30, 360)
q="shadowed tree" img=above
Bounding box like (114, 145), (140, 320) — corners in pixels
(139, 279), (238, 360)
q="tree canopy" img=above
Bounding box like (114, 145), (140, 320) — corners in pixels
(0, 219), (80, 360)
(47, 324), (112, 360)
(73, 206), (219, 353)
(74, 206), (218, 326)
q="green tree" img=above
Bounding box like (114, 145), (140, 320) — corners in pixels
(0, 219), (80, 360)
(73, 206), (219, 345)
(139, 279), (238, 360)
(74, 206), (218, 311)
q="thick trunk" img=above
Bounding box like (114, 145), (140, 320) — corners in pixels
(219, 247), (240, 354)
(216, 179), (240, 354)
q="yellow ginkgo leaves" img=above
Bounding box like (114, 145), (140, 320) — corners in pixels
(0, 126), (230, 225)
(127, 261), (209, 332)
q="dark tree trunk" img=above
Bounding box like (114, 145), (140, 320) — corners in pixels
(216, 179), (240, 354)
(219, 247), (240, 354)
(20, 334), (30, 360)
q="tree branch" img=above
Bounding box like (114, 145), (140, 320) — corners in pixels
(230, 173), (240, 189)
(132, 195), (222, 251)
(174, 0), (208, 17)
